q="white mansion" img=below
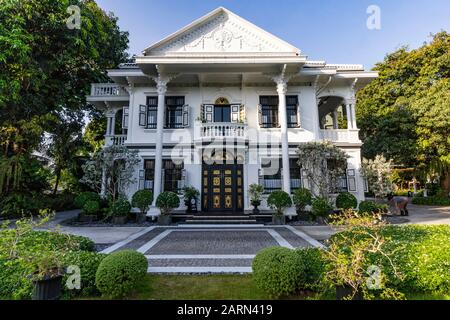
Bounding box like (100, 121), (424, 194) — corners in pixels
(87, 7), (377, 215)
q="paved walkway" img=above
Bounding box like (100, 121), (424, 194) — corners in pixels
(99, 225), (324, 274)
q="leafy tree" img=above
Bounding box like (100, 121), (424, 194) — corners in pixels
(81, 145), (140, 202)
(42, 111), (84, 194)
(297, 141), (349, 199)
(0, 0), (129, 193)
(361, 155), (394, 199)
(357, 32), (450, 193)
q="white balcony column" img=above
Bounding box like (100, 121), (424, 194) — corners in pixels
(351, 103), (357, 129)
(332, 110), (339, 129)
(276, 78), (291, 194)
(152, 78), (168, 205)
(345, 103), (353, 129)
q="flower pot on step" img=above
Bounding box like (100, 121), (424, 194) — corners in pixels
(32, 274), (63, 300)
(158, 215), (172, 226)
(336, 285), (363, 300)
(136, 213), (147, 223)
(112, 216), (127, 225)
(272, 215), (286, 225)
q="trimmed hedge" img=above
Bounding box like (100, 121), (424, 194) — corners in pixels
(252, 247), (304, 298)
(335, 192), (358, 210)
(412, 196), (450, 206)
(0, 258), (34, 300)
(95, 250), (148, 298)
(311, 197), (333, 218)
(358, 200), (379, 214)
(330, 225), (450, 294)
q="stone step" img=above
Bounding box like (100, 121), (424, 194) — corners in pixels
(184, 219), (259, 224)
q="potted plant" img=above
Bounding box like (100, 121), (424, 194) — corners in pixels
(79, 200), (99, 223)
(267, 190), (292, 225)
(311, 197), (333, 224)
(156, 191), (180, 225)
(110, 198), (131, 224)
(292, 188), (313, 218)
(182, 186), (200, 213)
(131, 190), (153, 223)
(248, 184), (264, 214)
(29, 251), (64, 300)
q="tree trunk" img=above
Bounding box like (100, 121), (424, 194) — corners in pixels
(441, 171), (450, 197)
(53, 167), (61, 195)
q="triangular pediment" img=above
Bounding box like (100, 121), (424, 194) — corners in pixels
(144, 7), (300, 56)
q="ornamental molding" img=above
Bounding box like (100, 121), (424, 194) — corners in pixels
(148, 11), (295, 55)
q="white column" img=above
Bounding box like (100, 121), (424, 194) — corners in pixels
(351, 104), (357, 129)
(276, 80), (291, 194)
(152, 79), (167, 205)
(332, 110), (339, 129)
(345, 104), (353, 129)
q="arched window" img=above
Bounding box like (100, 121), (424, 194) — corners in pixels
(215, 97), (229, 105)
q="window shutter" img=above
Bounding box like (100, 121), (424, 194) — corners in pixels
(139, 105), (147, 127)
(240, 105), (246, 123)
(363, 177), (369, 193)
(122, 107), (129, 129)
(258, 104), (263, 127)
(182, 105), (190, 127)
(138, 169), (145, 190)
(231, 104), (240, 123)
(347, 169), (357, 192)
(258, 169), (264, 186)
(179, 169), (187, 193)
(203, 104), (214, 123)
(296, 102), (301, 128)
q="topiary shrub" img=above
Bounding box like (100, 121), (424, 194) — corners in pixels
(156, 191), (180, 215)
(267, 191), (292, 216)
(335, 192), (358, 210)
(74, 192), (101, 209)
(252, 247), (303, 298)
(95, 250), (148, 298)
(358, 200), (379, 214)
(292, 188), (313, 213)
(82, 200), (100, 215)
(131, 190), (154, 215)
(294, 248), (327, 291)
(110, 198), (131, 217)
(311, 197), (333, 219)
(61, 251), (106, 297)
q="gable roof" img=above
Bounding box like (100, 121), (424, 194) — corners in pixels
(142, 7), (301, 56)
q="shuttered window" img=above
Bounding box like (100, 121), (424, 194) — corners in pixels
(259, 96), (299, 128)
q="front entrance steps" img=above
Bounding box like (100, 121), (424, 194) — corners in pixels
(173, 213), (273, 225)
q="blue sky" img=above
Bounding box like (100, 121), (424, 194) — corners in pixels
(96, 0), (450, 70)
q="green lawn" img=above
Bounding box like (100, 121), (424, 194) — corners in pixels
(84, 274), (450, 300)
(128, 274), (310, 300)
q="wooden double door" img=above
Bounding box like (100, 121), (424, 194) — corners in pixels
(202, 164), (244, 213)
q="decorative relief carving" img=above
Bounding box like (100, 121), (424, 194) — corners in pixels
(151, 12), (287, 55)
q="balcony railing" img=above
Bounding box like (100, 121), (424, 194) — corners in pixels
(106, 135), (127, 146)
(200, 122), (247, 139)
(90, 83), (128, 97)
(320, 129), (360, 143)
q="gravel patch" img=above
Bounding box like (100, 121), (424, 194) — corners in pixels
(148, 258), (253, 267)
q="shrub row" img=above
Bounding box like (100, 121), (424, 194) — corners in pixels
(412, 196), (450, 206)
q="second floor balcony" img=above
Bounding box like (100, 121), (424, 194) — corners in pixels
(199, 122), (247, 140)
(320, 129), (361, 143)
(87, 84), (129, 104)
